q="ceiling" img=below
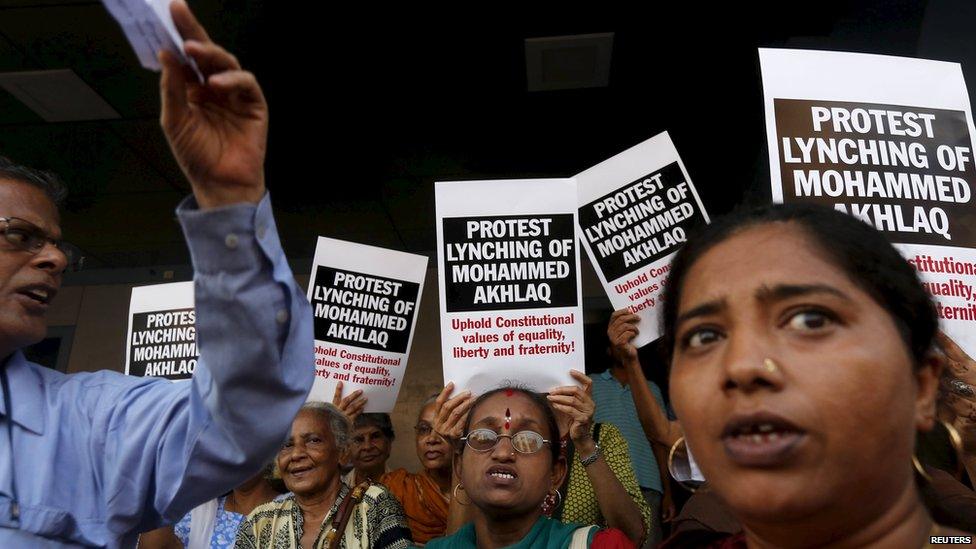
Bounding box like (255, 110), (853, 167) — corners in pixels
(0, 0), (971, 278)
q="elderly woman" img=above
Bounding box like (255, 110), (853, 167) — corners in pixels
(654, 203), (972, 547)
(381, 396), (454, 544)
(234, 402), (412, 549)
(427, 386), (633, 548)
(344, 413), (395, 486)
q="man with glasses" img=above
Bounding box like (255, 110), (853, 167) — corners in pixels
(0, 2), (313, 547)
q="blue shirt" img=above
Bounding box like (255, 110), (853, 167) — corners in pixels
(173, 496), (245, 549)
(0, 194), (314, 548)
(591, 369), (666, 492)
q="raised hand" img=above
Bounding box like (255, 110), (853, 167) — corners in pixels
(159, 0), (268, 209)
(432, 382), (474, 448)
(332, 381), (367, 423)
(938, 332), (976, 453)
(608, 309), (640, 364)
(547, 370), (596, 449)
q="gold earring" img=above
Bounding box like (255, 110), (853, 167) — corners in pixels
(941, 419), (963, 455)
(452, 483), (470, 506)
(763, 358), (779, 373)
(912, 454), (931, 482)
(668, 437), (702, 493)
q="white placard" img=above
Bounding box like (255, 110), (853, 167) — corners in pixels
(101, 0), (202, 80)
(577, 132), (710, 346)
(125, 281), (196, 381)
(436, 179), (585, 394)
(306, 237), (427, 413)
(760, 48), (976, 355)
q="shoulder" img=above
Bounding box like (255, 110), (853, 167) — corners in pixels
(597, 422), (626, 443)
(363, 482), (404, 508)
(596, 424), (632, 461)
(380, 468), (412, 486)
(245, 495), (294, 521)
(426, 523), (475, 548)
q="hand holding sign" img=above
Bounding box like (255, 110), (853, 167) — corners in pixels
(547, 370), (596, 450)
(608, 309), (640, 364)
(432, 382), (474, 447)
(160, 0), (268, 209)
(332, 381), (367, 423)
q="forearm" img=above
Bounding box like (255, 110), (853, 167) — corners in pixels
(160, 194), (313, 515)
(623, 358), (683, 447)
(577, 439), (646, 544)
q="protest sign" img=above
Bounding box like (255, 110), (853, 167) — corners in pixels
(760, 48), (976, 353)
(307, 237), (427, 413)
(436, 179), (585, 394)
(577, 132), (710, 346)
(125, 281), (197, 381)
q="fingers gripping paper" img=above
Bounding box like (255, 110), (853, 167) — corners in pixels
(760, 48), (976, 355)
(436, 179), (585, 394)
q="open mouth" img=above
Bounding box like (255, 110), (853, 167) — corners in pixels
(721, 413), (806, 467)
(288, 464), (314, 477)
(486, 466), (518, 483)
(17, 285), (54, 306)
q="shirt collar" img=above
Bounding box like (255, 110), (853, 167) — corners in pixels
(1, 351), (46, 435)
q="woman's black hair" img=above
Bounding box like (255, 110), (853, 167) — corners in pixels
(460, 385), (561, 463)
(660, 202), (938, 368)
(353, 413), (395, 440)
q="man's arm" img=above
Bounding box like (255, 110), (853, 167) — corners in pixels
(608, 309), (683, 448)
(95, 1), (313, 532)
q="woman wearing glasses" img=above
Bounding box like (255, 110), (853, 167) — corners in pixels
(426, 386), (633, 548)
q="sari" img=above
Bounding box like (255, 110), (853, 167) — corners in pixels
(381, 469), (449, 544)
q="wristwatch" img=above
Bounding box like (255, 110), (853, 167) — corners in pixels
(579, 442), (602, 467)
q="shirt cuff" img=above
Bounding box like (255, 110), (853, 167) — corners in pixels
(176, 193), (283, 274)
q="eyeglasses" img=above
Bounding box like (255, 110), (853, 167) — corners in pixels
(460, 428), (550, 454)
(0, 217), (83, 271)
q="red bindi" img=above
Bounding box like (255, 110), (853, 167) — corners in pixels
(504, 407), (511, 430)
(505, 388), (514, 397)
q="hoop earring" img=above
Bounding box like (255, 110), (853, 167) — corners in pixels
(941, 419), (964, 455)
(668, 436), (702, 493)
(452, 483), (470, 506)
(912, 454), (931, 482)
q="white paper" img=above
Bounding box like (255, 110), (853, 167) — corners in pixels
(436, 178), (585, 394)
(101, 0), (202, 81)
(576, 132), (710, 346)
(124, 281), (196, 381)
(306, 237), (427, 413)
(760, 48), (976, 356)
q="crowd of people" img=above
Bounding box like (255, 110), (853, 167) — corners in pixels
(2, 1), (976, 547)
